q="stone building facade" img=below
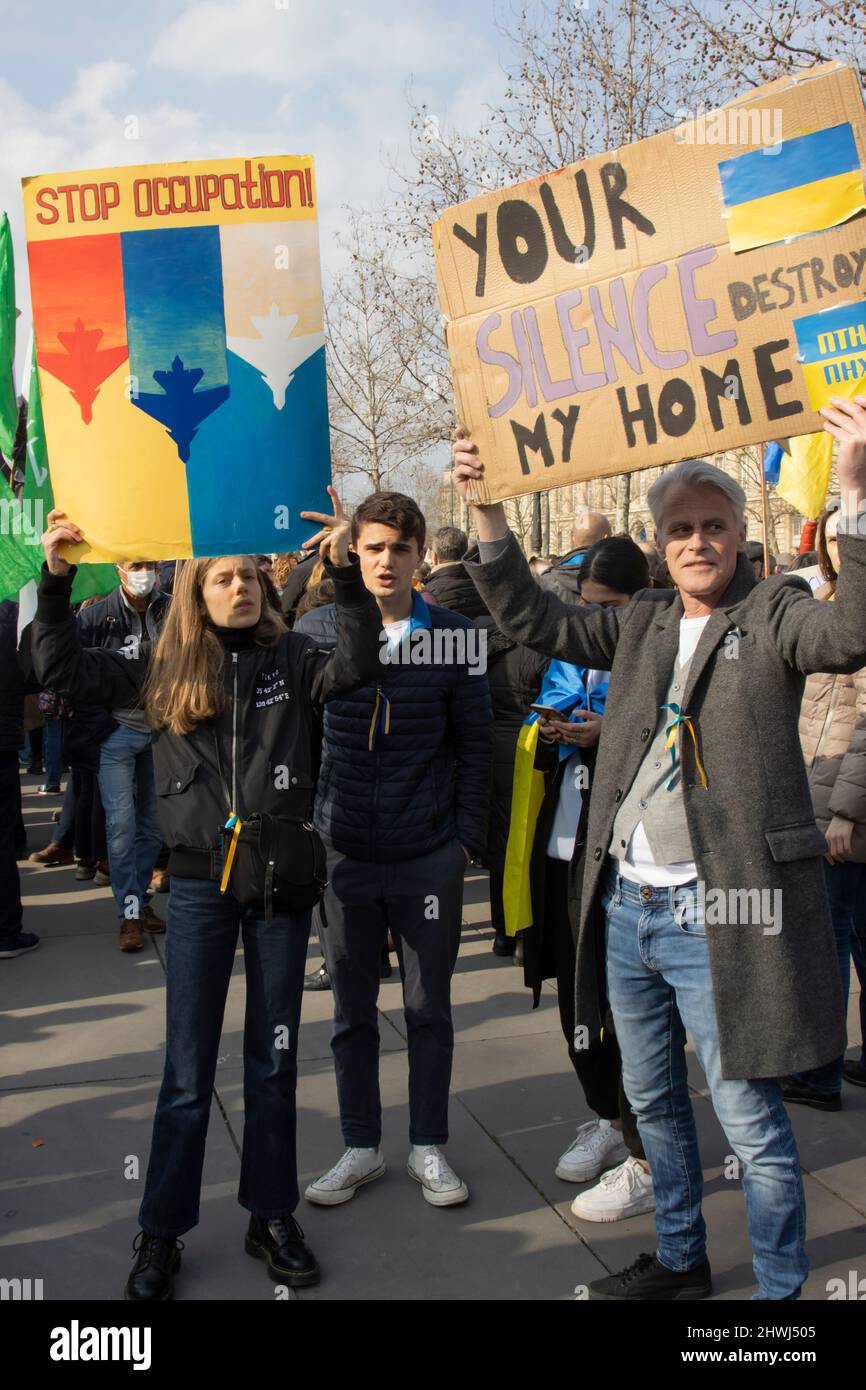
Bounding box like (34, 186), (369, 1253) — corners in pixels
(440, 446), (837, 560)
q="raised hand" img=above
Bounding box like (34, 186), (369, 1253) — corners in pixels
(450, 426), (508, 542)
(820, 395), (866, 521)
(299, 485), (351, 566)
(41, 509), (83, 576)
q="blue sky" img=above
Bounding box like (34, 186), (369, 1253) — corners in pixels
(1, 0), (510, 374)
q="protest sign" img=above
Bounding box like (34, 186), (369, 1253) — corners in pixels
(433, 63), (866, 504)
(22, 156), (328, 562)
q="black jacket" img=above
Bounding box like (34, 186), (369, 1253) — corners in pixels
(475, 615), (548, 869)
(295, 599), (492, 861)
(425, 562), (490, 619)
(0, 600), (27, 753)
(522, 743), (597, 1006)
(29, 561), (382, 856)
(280, 552), (318, 628)
(62, 580), (171, 761)
(76, 582), (170, 651)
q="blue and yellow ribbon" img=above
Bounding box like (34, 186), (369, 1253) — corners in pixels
(660, 703), (708, 790)
(219, 811), (243, 894)
(368, 689), (392, 751)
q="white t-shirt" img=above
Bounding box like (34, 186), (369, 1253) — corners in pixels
(619, 615), (709, 887)
(382, 617), (411, 656)
(545, 669), (608, 861)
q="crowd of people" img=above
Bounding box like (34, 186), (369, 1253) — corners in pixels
(2, 397), (866, 1303)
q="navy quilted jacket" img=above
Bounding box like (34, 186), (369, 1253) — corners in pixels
(295, 594), (492, 861)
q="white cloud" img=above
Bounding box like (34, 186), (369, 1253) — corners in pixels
(150, 0), (469, 85)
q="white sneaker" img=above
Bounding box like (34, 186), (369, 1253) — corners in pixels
(304, 1147), (386, 1206)
(570, 1156), (656, 1223)
(407, 1145), (469, 1207)
(555, 1118), (628, 1182)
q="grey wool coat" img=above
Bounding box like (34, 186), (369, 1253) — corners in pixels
(467, 529), (866, 1080)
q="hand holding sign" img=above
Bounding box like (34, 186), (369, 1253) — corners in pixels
(41, 509), (83, 576)
(451, 428), (508, 543)
(820, 396), (866, 510)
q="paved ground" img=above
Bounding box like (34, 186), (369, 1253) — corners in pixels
(2, 774), (865, 1302)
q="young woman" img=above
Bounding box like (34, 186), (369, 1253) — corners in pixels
(30, 496), (382, 1300)
(787, 500), (866, 1105)
(520, 537), (655, 1221)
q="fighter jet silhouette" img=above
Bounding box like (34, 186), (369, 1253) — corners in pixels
(132, 355), (230, 463)
(39, 318), (129, 424)
(227, 304), (325, 409)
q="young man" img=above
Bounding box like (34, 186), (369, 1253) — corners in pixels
(78, 560), (170, 952)
(452, 398), (866, 1301)
(296, 492), (491, 1208)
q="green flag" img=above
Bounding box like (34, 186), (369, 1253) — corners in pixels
(24, 339), (118, 603)
(0, 212), (17, 460)
(0, 470), (42, 601)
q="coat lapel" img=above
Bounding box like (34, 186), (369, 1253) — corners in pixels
(652, 597), (683, 713)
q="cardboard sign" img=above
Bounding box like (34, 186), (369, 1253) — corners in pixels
(23, 156), (328, 562)
(433, 64), (866, 504)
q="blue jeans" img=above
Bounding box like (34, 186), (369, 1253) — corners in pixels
(42, 718), (63, 789)
(139, 876), (312, 1238)
(792, 859), (866, 1089)
(97, 725), (162, 920)
(603, 870), (808, 1301)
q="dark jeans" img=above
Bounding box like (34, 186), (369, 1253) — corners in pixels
(0, 751), (24, 940)
(545, 857), (644, 1158)
(43, 718), (62, 788)
(56, 775), (77, 848)
(319, 837), (466, 1147)
(792, 858), (866, 1091)
(72, 769), (107, 864)
(138, 876), (312, 1239)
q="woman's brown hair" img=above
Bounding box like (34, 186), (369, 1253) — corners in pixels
(144, 556), (286, 735)
(815, 499), (841, 595)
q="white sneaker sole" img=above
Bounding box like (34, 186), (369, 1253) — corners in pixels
(569, 1191), (656, 1223)
(555, 1146), (629, 1183)
(304, 1161), (386, 1206)
(407, 1164), (469, 1207)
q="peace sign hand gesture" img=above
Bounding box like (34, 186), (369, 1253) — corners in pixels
(300, 485), (351, 567)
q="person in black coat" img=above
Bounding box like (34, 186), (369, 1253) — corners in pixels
(424, 526), (489, 619)
(0, 600), (39, 958)
(517, 538), (656, 1220)
(474, 615), (548, 955)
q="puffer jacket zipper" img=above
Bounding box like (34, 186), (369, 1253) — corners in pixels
(231, 652), (240, 812)
(371, 683), (382, 859)
(812, 676), (842, 766)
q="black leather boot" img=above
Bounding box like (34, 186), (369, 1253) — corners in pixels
(245, 1215), (320, 1286)
(124, 1231), (183, 1300)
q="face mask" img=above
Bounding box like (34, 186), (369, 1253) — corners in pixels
(123, 568), (157, 597)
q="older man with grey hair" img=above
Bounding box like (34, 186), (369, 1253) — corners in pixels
(451, 401), (866, 1302)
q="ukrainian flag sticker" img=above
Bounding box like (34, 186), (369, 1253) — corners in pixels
(718, 123), (866, 254)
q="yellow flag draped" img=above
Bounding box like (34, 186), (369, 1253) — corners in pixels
(502, 721), (547, 937)
(775, 431), (833, 521)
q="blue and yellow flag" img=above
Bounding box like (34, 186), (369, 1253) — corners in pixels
(718, 123), (866, 254)
(763, 431), (833, 520)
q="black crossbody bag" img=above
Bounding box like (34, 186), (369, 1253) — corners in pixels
(214, 732), (328, 921)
